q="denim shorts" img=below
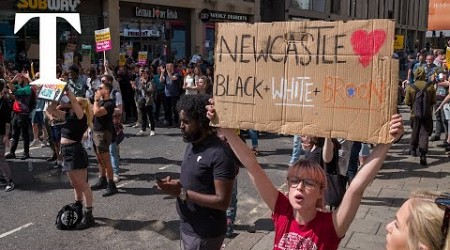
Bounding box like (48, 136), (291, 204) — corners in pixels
(50, 125), (63, 142)
(32, 111), (44, 124)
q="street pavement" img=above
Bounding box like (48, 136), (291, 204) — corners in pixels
(1, 105), (449, 250)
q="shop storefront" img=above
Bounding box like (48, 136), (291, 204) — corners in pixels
(119, 2), (191, 62)
(0, 0), (103, 66)
(199, 9), (252, 61)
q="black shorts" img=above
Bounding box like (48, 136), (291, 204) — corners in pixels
(61, 142), (89, 171)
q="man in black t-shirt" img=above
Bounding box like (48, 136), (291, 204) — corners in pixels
(91, 75), (118, 197)
(156, 94), (237, 250)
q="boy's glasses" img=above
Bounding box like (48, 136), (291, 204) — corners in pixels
(287, 176), (317, 190)
(435, 197), (450, 248)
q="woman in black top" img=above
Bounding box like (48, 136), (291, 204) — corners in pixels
(47, 89), (94, 230)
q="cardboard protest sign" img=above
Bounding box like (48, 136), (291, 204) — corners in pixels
(95, 28), (112, 52)
(446, 47), (450, 68)
(64, 52), (74, 66)
(394, 35), (404, 50)
(27, 44), (39, 60)
(38, 83), (66, 101)
(213, 19), (398, 144)
(126, 44), (133, 57)
(81, 54), (91, 71)
(119, 52), (126, 66)
(138, 51), (147, 65)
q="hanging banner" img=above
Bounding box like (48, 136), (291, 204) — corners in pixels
(95, 28), (112, 52)
(138, 51), (147, 65)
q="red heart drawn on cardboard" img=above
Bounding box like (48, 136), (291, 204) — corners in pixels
(350, 29), (387, 67)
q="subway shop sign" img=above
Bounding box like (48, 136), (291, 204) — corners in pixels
(16, 0), (80, 12)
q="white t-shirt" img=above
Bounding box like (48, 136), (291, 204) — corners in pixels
(184, 75), (197, 95)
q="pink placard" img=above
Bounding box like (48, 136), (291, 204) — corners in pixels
(96, 40), (112, 52)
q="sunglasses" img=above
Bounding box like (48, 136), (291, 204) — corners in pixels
(287, 176), (317, 190)
(101, 79), (108, 83)
(435, 197), (450, 248)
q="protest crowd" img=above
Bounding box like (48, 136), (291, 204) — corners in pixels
(0, 43), (449, 250)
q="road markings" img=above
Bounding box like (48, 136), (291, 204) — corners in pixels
(116, 179), (136, 188)
(0, 223), (33, 239)
(158, 164), (176, 170)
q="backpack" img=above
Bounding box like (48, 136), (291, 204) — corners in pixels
(410, 82), (433, 120)
(55, 203), (83, 230)
(114, 122), (125, 145)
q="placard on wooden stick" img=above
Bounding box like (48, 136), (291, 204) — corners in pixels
(213, 19), (398, 144)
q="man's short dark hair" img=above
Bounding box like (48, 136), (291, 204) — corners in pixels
(102, 74), (114, 84)
(69, 64), (79, 74)
(102, 82), (113, 93)
(176, 94), (211, 129)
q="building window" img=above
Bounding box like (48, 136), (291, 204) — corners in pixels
(291, 0), (325, 12)
(331, 0), (340, 15)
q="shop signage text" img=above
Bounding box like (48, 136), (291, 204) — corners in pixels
(135, 7), (178, 19)
(16, 0), (80, 12)
(200, 9), (250, 22)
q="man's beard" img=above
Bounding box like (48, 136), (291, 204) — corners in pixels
(181, 130), (203, 143)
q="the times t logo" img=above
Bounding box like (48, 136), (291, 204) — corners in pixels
(14, 13), (81, 85)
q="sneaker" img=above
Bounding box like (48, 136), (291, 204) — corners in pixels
(102, 182), (118, 197)
(5, 153), (16, 159)
(113, 174), (120, 183)
(150, 130), (155, 136)
(5, 181), (15, 192)
(30, 139), (40, 147)
(40, 140), (49, 147)
(136, 130), (147, 136)
(91, 176), (107, 190)
(132, 123), (141, 128)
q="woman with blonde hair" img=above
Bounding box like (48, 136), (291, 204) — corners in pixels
(386, 190), (450, 250)
(47, 90), (94, 230)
